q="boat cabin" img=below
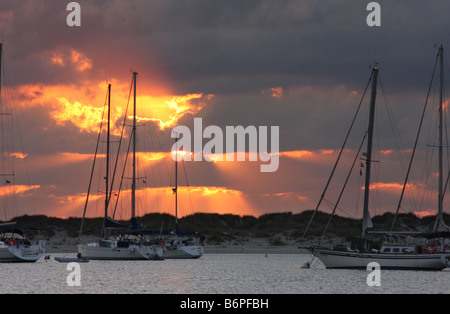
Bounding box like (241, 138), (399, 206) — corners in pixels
(378, 245), (417, 254)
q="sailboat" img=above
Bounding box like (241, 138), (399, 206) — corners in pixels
(305, 47), (450, 270)
(78, 72), (164, 260)
(161, 133), (204, 259)
(0, 223), (45, 263)
(0, 43), (45, 263)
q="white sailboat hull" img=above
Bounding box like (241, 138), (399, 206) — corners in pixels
(316, 249), (449, 270)
(164, 245), (204, 259)
(0, 241), (45, 263)
(78, 243), (164, 260)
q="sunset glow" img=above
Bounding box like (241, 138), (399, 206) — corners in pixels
(53, 97), (104, 133)
(412, 209), (437, 218)
(69, 185), (258, 220)
(1, 1), (448, 223)
(139, 152), (169, 163)
(9, 82), (214, 136)
(10, 152), (28, 159)
(0, 185), (40, 197)
(134, 93), (214, 130)
(279, 150), (336, 161)
(367, 182), (413, 192)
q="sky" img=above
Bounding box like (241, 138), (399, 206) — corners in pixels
(1, 0), (450, 222)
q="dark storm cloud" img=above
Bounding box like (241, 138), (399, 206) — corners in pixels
(86, 0), (450, 94)
(3, 0), (450, 92)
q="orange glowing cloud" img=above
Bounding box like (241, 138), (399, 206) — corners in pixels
(262, 191), (309, 202)
(412, 209), (437, 218)
(363, 182), (414, 194)
(171, 185), (256, 216)
(280, 150), (313, 159)
(189, 186), (243, 197)
(56, 152), (100, 163)
(380, 150), (394, 155)
(53, 97), (105, 133)
(23, 152), (99, 174)
(271, 87), (283, 98)
(10, 152), (28, 159)
(10, 80), (213, 134)
(280, 150), (336, 160)
(47, 192), (103, 218)
(0, 184), (40, 197)
(260, 86), (284, 98)
(170, 150), (193, 162)
(10, 81), (118, 134)
(49, 48), (93, 72)
(443, 100), (450, 110)
(202, 152), (263, 162)
(138, 152), (169, 163)
(134, 93), (214, 130)
(368, 182), (406, 190)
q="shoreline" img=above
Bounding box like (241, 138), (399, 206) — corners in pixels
(45, 245), (309, 255)
(44, 237), (312, 255)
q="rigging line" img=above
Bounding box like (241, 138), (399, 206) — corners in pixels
(143, 135), (166, 215)
(112, 125), (133, 220)
(107, 78), (133, 209)
(415, 83), (438, 216)
(79, 88), (108, 239)
(378, 74), (408, 175)
(322, 197), (355, 219)
(149, 123), (172, 221)
(321, 131), (368, 239)
(444, 63), (450, 190)
(180, 159), (197, 230)
(152, 120), (172, 187)
(391, 50), (440, 231)
(145, 123), (171, 223)
(0, 52), (22, 219)
(302, 70), (374, 237)
(405, 72), (440, 216)
(149, 123), (169, 203)
(443, 170), (450, 201)
(182, 159), (195, 212)
(438, 54), (450, 230)
(11, 109), (37, 215)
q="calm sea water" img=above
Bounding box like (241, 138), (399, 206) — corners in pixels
(0, 253), (448, 294)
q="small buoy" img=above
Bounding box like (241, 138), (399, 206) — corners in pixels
(300, 262), (310, 269)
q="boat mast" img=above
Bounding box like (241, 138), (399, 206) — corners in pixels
(174, 133), (179, 231)
(362, 67), (378, 237)
(105, 84), (111, 228)
(131, 72), (137, 221)
(434, 46), (444, 232)
(0, 43), (14, 221)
